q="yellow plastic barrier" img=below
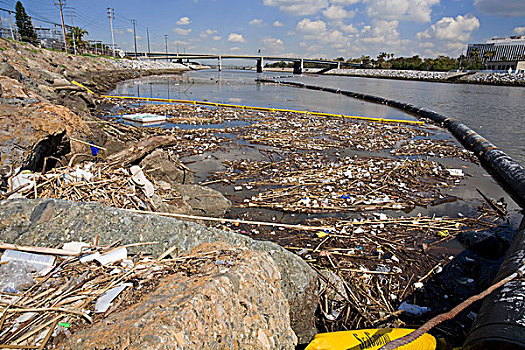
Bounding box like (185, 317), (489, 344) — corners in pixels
(305, 328), (436, 350)
(71, 80), (95, 95)
(70, 80), (424, 126)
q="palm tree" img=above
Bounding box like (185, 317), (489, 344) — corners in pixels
(67, 26), (88, 53)
(468, 48), (480, 61)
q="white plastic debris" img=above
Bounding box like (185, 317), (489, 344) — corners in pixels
(130, 166), (154, 197)
(62, 242), (90, 254)
(8, 170), (35, 196)
(1, 249), (55, 273)
(70, 163), (94, 182)
(447, 169), (464, 177)
(80, 247), (127, 266)
(94, 283), (132, 313)
(398, 301), (430, 316)
(413, 282), (424, 289)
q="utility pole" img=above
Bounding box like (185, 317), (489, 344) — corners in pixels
(107, 8), (115, 57)
(55, 0), (68, 53)
(164, 34), (168, 56)
(146, 27), (150, 56)
(8, 10), (15, 41)
(68, 7), (76, 55)
(131, 19), (137, 58)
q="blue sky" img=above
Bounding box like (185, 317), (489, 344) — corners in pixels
(2, 0), (524, 59)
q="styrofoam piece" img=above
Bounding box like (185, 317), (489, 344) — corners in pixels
(447, 168), (464, 176)
(95, 247), (128, 265)
(130, 166), (154, 197)
(62, 242), (90, 254)
(80, 247), (127, 265)
(122, 113), (167, 123)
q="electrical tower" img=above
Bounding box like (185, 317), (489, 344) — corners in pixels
(164, 34), (168, 56)
(55, 0), (68, 53)
(107, 8), (115, 57)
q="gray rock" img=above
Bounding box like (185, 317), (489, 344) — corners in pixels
(0, 198), (318, 343)
(173, 183), (231, 217)
(58, 242), (298, 350)
(0, 61), (23, 81)
(139, 149), (194, 185)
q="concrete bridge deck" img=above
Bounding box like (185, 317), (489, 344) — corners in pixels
(124, 51), (359, 74)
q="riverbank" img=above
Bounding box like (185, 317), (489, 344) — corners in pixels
(310, 68), (525, 86)
(0, 39), (521, 348)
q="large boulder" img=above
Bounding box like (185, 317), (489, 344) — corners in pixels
(140, 149), (194, 185)
(0, 198), (318, 343)
(0, 77), (91, 171)
(173, 183), (231, 217)
(58, 242), (297, 350)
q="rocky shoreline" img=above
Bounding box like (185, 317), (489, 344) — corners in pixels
(303, 68), (525, 86)
(0, 38), (519, 349)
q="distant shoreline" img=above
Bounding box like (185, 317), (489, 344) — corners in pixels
(262, 67), (525, 87)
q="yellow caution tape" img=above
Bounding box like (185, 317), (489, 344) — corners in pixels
(305, 328), (436, 350)
(70, 79), (423, 125)
(71, 80), (95, 95)
(95, 94), (423, 126)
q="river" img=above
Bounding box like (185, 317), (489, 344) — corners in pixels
(114, 69), (525, 166)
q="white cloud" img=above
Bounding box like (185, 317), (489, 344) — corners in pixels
(263, 0), (329, 16)
(250, 18), (264, 25)
(339, 23), (358, 33)
(417, 15), (480, 42)
(331, 0), (359, 3)
(323, 5), (355, 19)
(474, 0), (525, 17)
(228, 33), (245, 43)
(213, 36), (222, 41)
(273, 20), (285, 27)
(176, 17), (191, 25)
(126, 28), (133, 33)
(296, 18), (327, 33)
(416, 15), (480, 56)
(261, 37), (284, 52)
(174, 28), (192, 36)
(364, 0), (439, 22)
(514, 26), (525, 35)
(360, 20), (399, 44)
(200, 29), (218, 38)
(230, 46), (241, 51)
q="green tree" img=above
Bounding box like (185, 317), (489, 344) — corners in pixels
(66, 26), (88, 52)
(15, 1), (38, 44)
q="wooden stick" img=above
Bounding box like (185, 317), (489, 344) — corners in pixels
(124, 208), (333, 231)
(0, 243), (79, 256)
(37, 319), (59, 350)
(69, 137), (107, 151)
(7, 308), (92, 322)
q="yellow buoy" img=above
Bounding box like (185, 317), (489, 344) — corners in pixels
(305, 328), (436, 350)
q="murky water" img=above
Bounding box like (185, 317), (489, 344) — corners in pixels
(113, 69), (524, 165)
(112, 69), (523, 225)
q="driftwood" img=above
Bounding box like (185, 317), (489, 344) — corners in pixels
(106, 135), (178, 166)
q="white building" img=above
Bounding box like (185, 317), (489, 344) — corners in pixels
(467, 36), (525, 61)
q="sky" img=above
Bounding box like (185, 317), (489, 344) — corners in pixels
(1, 0), (524, 59)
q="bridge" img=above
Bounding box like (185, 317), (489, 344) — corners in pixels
(124, 52), (359, 74)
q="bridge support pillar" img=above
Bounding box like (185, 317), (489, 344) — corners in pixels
(337, 61), (341, 69)
(218, 56), (222, 71)
(256, 57), (264, 73)
(293, 59), (303, 74)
